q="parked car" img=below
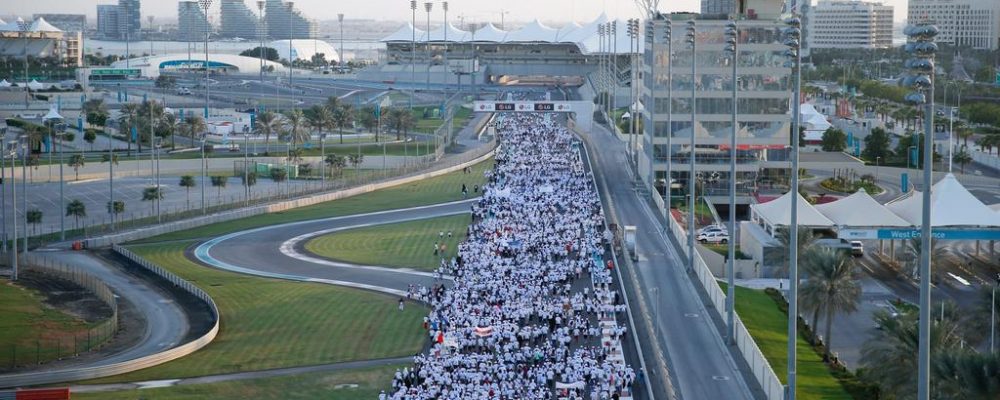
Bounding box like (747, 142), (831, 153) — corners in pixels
(176, 87), (192, 95)
(850, 241), (864, 257)
(697, 231), (730, 244)
(697, 224), (728, 235)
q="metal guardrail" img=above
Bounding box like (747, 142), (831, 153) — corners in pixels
(0, 248), (220, 388)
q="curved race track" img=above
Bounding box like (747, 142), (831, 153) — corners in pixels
(193, 199), (475, 296)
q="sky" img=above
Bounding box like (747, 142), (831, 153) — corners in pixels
(7, 0), (909, 24)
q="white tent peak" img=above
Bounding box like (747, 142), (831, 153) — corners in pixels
(30, 17), (61, 33)
(472, 22), (508, 42)
(506, 19), (559, 42)
(42, 104), (63, 121)
(380, 22), (426, 42)
(752, 191), (835, 227)
(814, 189), (911, 227)
(427, 22), (470, 42)
(886, 173), (1000, 227)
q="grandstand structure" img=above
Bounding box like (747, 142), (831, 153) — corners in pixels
(361, 13), (635, 86)
(0, 17), (82, 67)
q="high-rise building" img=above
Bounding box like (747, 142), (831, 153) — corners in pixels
(220, 0), (263, 39)
(96, 5), (120, 38)
(701, 0), (737, 16)
(807, 0), (894, 49)
(264, 0), (317, 40)
(117, 0), (142, 41)
(908, 0), (1000, 50)
(640, 13), (792, 203)
(178, 1), (212, 42)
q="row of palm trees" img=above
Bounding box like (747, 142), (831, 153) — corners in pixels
(253, 96), (418, 156)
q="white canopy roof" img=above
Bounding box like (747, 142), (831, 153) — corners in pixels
(886, 174), (1000, 227)
(42, 104), (63, 121)
(0, 79), (10, 87)
(505, 19), (560, 42)
(556, 22), (583, 42)
(382, 22), (426, 42)
(814, 189), (912, 227)
(427, 22), (470, 42)
(560, 13), (609, 44)
(27, 79), (44, 90)
(752, 191), (835, 227)
(29, 17), (61, 33)
(471, 22), (508, 42)
(801, 103), (832, 132)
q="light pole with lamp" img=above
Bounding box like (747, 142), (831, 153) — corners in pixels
(724, 19), (738, 344)
(286, 1), (294, 89)
(664, 19), (673, 209)
(410, 0), (417, 109)
(20, 137), (26, 254)
(1, 128), (6, 254)
(338, 13), (345, 74)
(200, 0), (213, 119)
(992, 273), (1000, 353)
(201, 133), (207, 214)
(18, 19), (29, 109)
(684, 20), (697, 274)
(782, 15), (804, 400)
(424, 2), (433, 92)
(320, 132), (326, 186)
(8, 138), (22, 281)
(442, 2), (448, 96)
(627, 19), (637, 166)
(598, 24), (605, 118)
(875, 156), (881, 184)
(900, 21), (938, 400)
(611, 21), (618, 139)
(257, 1), (266, 89)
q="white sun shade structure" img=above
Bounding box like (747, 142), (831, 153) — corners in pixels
(0, 79), (10, 88)
(29, 17), (61, 33)
(382, 22), (426, 43)
(505, 19), (560, 43)
(556, 21), (583, 42)
(427, 22), (471, 42)
(26, 79), (45, 91)
(814, 188), (912, 227)
(472, 22), (509, 42)
(751, 191), (836, 231)
(886, 173), (1000, 227)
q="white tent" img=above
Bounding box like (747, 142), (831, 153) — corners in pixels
(751, 191), (836, 228)
(0, 79), (10, 88)
(42, 104), (63, 121)
(801, 103), (832, 132)
(29, 17), (61, 33)
(885, 174), (1000, 227)
(27, 79), (44, 90)
(814, 188), (912, 227)
(426, 22), (470, 42)
(505, 19), (560, 42)
(267, 40), (340, 63)
(381, 22), (426, 42)
(556, 21), (583, 42)
(472, 22), (508, 42)
(990, 203), (1000, 213)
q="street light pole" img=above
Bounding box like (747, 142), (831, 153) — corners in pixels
(665, 19), (673, 210)
(425, 2), (433, 92)
(442, 2), (448, 97)
(9, 139), (20, 281)
(782, 15), (803, 400)
(901, 22), (938, 400)
(992, 273), (998, 353)
(724, 19), (738, 345)
(287, 1), (294, 89)
(58, 126), (65, 241)
(19, 20), (29, 109)
(684, 20), (697, 274)
(200, 0), (213, 119)
(410, 0), (417, 110)
(201, 134), (207, 214)
(338, 13), (345, 74)
(257, 1), (265, 89)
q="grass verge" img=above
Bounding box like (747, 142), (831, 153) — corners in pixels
(721, 283), (852, 400)
(83, 242), (427, 383)
(0, 281), (97, 369)
(132, 157), (493, 243)
(305, 214), (470, 271)
(74, 363), (404, 400)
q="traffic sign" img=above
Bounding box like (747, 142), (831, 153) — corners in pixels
(839, 229), (1000, 241)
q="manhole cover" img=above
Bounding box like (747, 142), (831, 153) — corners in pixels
(712, 376), (730, 381)
(684, 313), (700, 318)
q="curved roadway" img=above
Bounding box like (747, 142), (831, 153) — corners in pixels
(193, 200), (475, 296)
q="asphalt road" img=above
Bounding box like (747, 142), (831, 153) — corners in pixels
(579, 124), (758, 399)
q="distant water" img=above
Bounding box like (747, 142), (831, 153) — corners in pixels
(86, 39), (384, 59)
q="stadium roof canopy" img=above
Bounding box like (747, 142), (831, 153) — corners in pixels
(0, 17), (62, 33)
(381, 13), (635, 54)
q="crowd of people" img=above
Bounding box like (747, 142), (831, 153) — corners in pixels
(385, 108), (637, 399)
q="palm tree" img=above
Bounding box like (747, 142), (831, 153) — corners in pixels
(934, 351), (1000, 399)
(306, 105), (334, 146)
(906, 237), (949, 279)
(178, 175), (196, 209)
(137, 100), (165, 151)
(118, 103), (139, 154)
(183, 114), (207, 144)
(861, 304), (965, 399)
(324, 95), (341, 114)
(325, 153), (346, 177)
(954, 148), (973, 174)
(160, 112), (181, 150)
(772, 227), (817, 277)
(331, 105), (354, 144)
(65, 199), (86, 231)
(800, 247), (862, 358)
(26, 209), (42, 236)
(141, 186), (164, 214)
(68, 154), (85, 180)
(254, 111), (281, 156)
(283, 109), (308, 148)
(106, 200), (125, 225)
(210, 176), (227, 200)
